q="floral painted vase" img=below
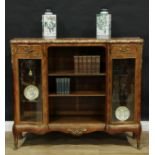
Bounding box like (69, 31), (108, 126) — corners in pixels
(96, 9), (111, 39)
(42, 9), (57, 39)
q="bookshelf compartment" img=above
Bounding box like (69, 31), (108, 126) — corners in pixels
(49, 96), (105, 122)
(49, 115), (105, 125)
(48, 76), (105, 95)
(48, 46), (106, 74)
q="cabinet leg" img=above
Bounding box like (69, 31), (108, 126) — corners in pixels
(13, 125), (19, 149)
(136, 125), (142, 149)
(136, 133), (140, 149)
(18, 132), (23, 139)
(132, 132), (136, 138)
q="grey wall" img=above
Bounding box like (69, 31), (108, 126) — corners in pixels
(6, 0), (149, 120)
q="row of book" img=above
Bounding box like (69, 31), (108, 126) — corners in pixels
(56, 78), (70, 94)
(74, 55), (100, 73)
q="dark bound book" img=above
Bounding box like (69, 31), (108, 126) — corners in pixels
(83, 56), (87, 73)
(64, 78), (67, 94)
(91, 56), (96, 74)
(56, 78), (61, 94)
(96, 56), (100, 73)
(78, 56), (83, 73)
(56, 78), (58, 94)
(60, 78), (62, 94)
(67, 78), (70, 94)
(74, 56), (78, 73)
(87, 56), (92, 73)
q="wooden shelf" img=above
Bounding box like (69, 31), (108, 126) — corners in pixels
(53, 110), (104, 115)
(49, 115), (105, 124)
(48, 91), (106, 97)
(48, 71), (106, 77)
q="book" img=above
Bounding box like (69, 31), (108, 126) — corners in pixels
(91, 56), (96, 74)
(64, 78), (67, 94)
(56, 78), (58, 94)
(69, 78), (70, 94)
(67, 78), (70, 94)
(87, 56), (92, 73)
(74, 56), (78, 73)
(56, 78), (60, 94)
(83, 56), (87, 73)
(78, 56), (83, 73)
(96, 56), (100, 73)
(62, 78), (65, 94)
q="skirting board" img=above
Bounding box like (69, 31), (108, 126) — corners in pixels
(5, 121), (149, 132)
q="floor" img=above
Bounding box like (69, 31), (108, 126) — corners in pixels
(6, 131), (149, 155)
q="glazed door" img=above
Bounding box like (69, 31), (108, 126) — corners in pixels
(12, 44), (48, 124)
(18, 59), (42, 122)
(111, 58), (136, 122)
(108, 44), (142, 124)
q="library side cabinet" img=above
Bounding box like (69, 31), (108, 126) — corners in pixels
(10, 38), (143, 149)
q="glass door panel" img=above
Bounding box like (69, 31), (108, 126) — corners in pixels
(18, 59), (42, 122)
(112, 59), (135, 122)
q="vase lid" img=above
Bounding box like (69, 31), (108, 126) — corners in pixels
(45, 9), (53, 14)
(100, 8), (108, 13)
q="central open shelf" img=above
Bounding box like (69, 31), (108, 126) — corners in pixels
(48, 46), (106, 125)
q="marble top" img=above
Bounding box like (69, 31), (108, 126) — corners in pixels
(10, 38), (144, 44)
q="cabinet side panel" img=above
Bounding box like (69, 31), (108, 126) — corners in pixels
(135, 44), (143, 122)
(11, 44), (20, 124)
(42, 45), (49, 124)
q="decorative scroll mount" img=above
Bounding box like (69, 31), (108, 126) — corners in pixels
(67, 128), (87, 136)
